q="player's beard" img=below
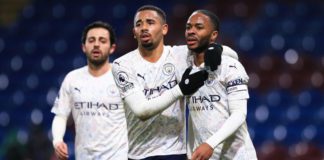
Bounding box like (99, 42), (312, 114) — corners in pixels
(141, 42), (154, 50)
(87, 53), (108, 67)
(190, 39), (209, 54)
(187, 34), (211, 54)
(140, 35), (162, 51)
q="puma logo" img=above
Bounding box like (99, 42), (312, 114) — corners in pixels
(137, 73), (145, 80)
(74, 87), (81, 93)
(114, 61), (120, 66)
(229, 64), (237, 69)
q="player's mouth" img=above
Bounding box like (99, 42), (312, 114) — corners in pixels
(91, 49), (102, 57)
(186, 36), (198, 46)
(140, 33), (151, 42)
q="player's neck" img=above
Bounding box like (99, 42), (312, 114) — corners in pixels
(193, 52), (205, 67)
(88, 62), (110, 77)
(139, 42), (164, 63)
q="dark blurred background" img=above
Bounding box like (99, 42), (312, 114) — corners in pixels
(0, 0), (323, 159)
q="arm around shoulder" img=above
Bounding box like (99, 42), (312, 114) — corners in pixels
(112, 60), (183, 121)
(124, 85), (183, 121)
(222, 45), (239, 60)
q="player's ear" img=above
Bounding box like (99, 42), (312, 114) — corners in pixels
(109, 44), (116, 55)
(81, 44), (86, 53)
(162, 24), (168, 35)
(132, 28), (136, 39)
(210, 30), (218, 42)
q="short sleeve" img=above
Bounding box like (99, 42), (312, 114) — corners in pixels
(112, 60), (140, 99)
(51, 74), (72, 117)
(220, 57), (249, 100)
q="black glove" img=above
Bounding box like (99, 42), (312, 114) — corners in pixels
(178, 67), (208, 95)
(204, 43), (223, 71)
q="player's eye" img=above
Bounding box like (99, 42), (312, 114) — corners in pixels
(185, 24), (192, 30)
(88, 38), (95, 43)
(196, 25), (204, 30)
(135, 21), (142, 27)
(147, 20), (155, 25)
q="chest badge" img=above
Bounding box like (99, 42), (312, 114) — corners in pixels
(162, 63), (175, 76)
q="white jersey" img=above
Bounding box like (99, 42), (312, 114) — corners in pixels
(51, 66), (128, 160)
(112, 45), (188, 159)
(187, 56), (257, 160)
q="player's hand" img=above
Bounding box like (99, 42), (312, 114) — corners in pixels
(179, 67), (208, 95)
(191, 143), (214, 160)
(204, 43), (222, 71)
(54, 141), (69, 160)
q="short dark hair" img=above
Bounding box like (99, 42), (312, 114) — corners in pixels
(81, 21), (116, 45)
(135, 5), (167, 24)
(195, 10), (220, 31)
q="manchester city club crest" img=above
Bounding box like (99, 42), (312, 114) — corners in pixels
(162, 63), (175, 76)
(205, 74), (216, 86)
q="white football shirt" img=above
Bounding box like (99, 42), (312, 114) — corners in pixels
(187, 56), (257, 160)
(51, 66), (128, 160)
(112, 45), (189, 159)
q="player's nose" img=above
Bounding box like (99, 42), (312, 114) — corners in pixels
(141, 23), (149, 31)
(94, 40), (100, 46)
(186, 28), (196, 35)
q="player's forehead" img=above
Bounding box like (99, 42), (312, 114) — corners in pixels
(187, 12), (211, 26)
(87, 27), (109, 38)
(134, 10), (162, 23)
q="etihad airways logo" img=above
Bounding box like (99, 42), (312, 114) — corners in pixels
(189, 95), (221, 112)
(190, 104), (215, 111)
(190, 95), (221, 103)
(74, 101), (120, 110)
(143, 80), (178, 96)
